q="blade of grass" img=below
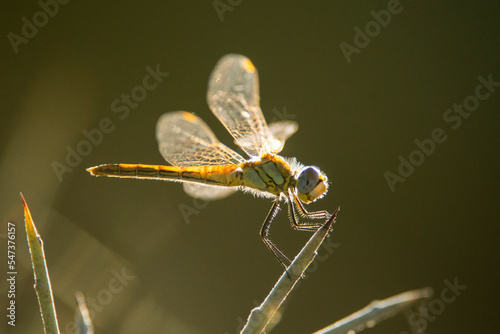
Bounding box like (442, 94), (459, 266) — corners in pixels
(75, 291), (94, 334)
(312, 287), (433, 334)
(241, 207), (340, 334)
(22, 193), (60, 334)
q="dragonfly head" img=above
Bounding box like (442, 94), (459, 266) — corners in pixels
(296, 166), (328, 203)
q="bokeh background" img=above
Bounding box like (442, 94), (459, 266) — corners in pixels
(1, 1), (499, 333)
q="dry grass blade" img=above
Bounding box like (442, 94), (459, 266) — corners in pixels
(312, 287), (433, 334)
(75, 291), (94, 334)
(22, 193), (60, 334)
(241, 207), (340, 334)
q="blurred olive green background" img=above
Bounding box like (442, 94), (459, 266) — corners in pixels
(1, 1), (499, 333)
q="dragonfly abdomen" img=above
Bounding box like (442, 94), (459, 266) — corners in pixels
(87, 163), (241, 186)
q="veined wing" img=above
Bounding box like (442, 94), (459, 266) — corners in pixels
(264, 120), (298, 154)
(234, 120), (299, 156)
(207, 54), (282, 158)
(156, 111), (245, 167)
(268, 120), (298, 144)
(156, 111), (244, 200)
(182, 183), (237, 201)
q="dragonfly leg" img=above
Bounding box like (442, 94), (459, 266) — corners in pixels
(287, 190), (331, 231)
(260, 198), (291, 270)
(293, 190), (331, 219)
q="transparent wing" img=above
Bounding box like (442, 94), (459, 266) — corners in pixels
(207, 54), (282, 158)
(268, 120), (298, 143)
(234, 120), (298, 155)
(156, 111), (245, 167)
(183, 183), (238, 201)
(265, 120), (298, 153)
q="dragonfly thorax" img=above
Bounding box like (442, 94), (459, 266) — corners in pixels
(240, 154), (295, 196)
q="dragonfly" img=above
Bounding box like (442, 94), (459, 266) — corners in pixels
(88, 54), (332, 269)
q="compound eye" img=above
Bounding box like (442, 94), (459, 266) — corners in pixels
(297, 167), (320, 194)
